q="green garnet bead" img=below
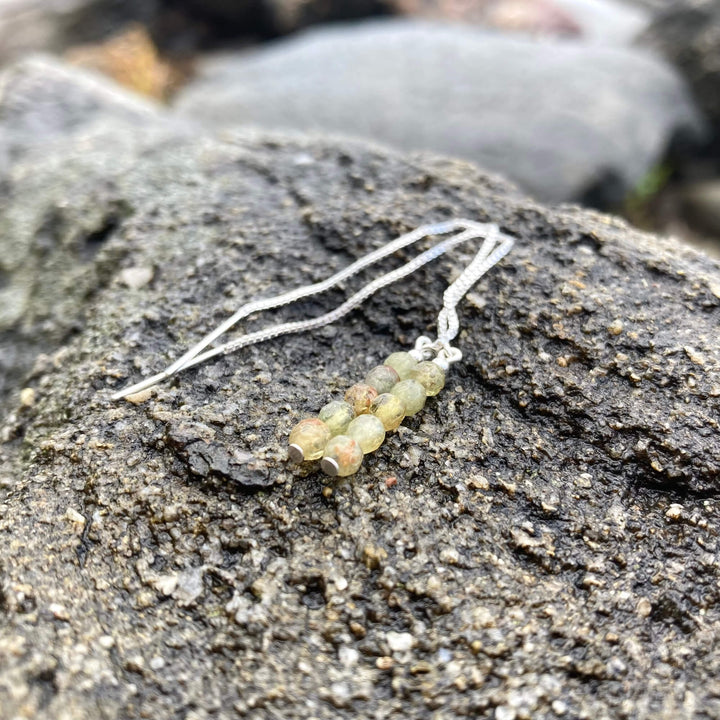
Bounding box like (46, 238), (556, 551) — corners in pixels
(346, 414), (386, 453)
(321, 435), (364, 477)
(410, 361), (446, 396)
(384, 352), (419, 380)
(370, 393), (406, 431)
(344, 383), (378, 415)
(390, 379), (427, 416)
(364, 365), (401, 394)
(288, 418), (332, 462)
(318, 400), (355, 436)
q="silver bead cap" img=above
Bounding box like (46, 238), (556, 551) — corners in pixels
(321, 457), (340, 477)
(288, 444), (305, 463)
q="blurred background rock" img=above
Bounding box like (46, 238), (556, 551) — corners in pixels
(1, 0), (719, 253)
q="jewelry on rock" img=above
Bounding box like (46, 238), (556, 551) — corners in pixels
(111, 219), (514, 477)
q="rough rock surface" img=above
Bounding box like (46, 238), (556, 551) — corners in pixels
(2, 60), (720, 720)
(174, 20), (704, 205)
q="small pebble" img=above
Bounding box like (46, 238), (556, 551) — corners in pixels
(124, 388), (154, 404)
(19, 388), (35, 407)
(153, 574), (179, 596)
(338, 646), (359, 668)
(149, 656), (166, 671)
(329, 682), (350, 707)
(575, 473), (593, 488)
(551, 700), (568, 715)
(362, 544), (387, 570)
(410, 661), (432, 675)
(48, 603), (69, 621)
(349, 622), (366, 638)
(608, 319), (624, 335)
(376, 656), (394, 670)
(636, 597), (652, 617)
(98, 635), (115, 649)
(665, 504), (683, 521)
(125, 655), (145, 672)
(119, 266), (154, 290)
(386, 631), (413, 653)
(440, 547), (460, 564)
(496, 706), (516, 720)
(333, 576), (348, 591)
(64, 507), (86, 526)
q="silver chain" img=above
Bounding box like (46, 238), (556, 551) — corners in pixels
(111, 219), (514, 400)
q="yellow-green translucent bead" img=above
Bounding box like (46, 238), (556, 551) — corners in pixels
(321, 435), (363, 477)
(370, 393), (406, 431)
(288, 418), (331, 462)
(346, 414), (386, 453)
(390, 379), (426, 416)
(344, 383), (378, 415)
(410, 361), (446, 396)
(384, 352), (418, 380)
(364, 364), (400, 394)
(318, 400), (355, 436)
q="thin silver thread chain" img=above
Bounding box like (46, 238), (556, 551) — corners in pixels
(111, 219), (514, 400)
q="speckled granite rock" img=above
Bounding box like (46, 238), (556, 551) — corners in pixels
(2, 59), (720, 720)
(174, 20), (704, 205)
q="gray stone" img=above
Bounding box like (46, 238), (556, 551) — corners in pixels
(0, 55), (162, 166)
(2, 54), (720, 720)
(640, 0), (720, 133)
(680, 179), (720, 236)
(0, 57), (176, 406)
(553, 0), (651, 44)
(174, 19), (704, 205)
(0, 0), (157, 66)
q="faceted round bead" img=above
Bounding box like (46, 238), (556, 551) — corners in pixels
(410, 361), (446, 396)
(346, 414), (386, 453)
(318, 400), (355, 436)
(384, 351), (419, 380)
(390, 379), (426, 416)
(370, 393), (406, 431)
(364, 364), (400, 394)
(288, 418), (331, 462)
(344, 383), (378, 415)
(321, 435), (364, 477)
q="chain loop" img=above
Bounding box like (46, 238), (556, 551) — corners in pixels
(111, 219), (514, 400)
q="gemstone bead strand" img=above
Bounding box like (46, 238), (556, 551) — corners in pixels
(288, 349), (447, 477)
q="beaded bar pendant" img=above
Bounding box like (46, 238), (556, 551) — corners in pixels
(288, 336), (455, 477)
(110, 220), (513, 482)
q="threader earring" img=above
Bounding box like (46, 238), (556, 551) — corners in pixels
(111, 219), (514, 477)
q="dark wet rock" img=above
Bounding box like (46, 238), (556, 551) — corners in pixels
(174, 20), (704, 205)
(680, 179), (720, 236)
(641, 0), (720, 142)
(165, 420), (274, 489)
(0, 58), (174, 406)
(2, 55), (720, 720)
(183, 0), (392, 37)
